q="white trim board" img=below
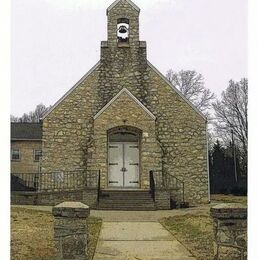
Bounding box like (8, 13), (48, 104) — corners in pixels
(94, 88), (156, 120)
(41, 61), (100, 120)
(107, 0), (140, 15)
(147, 61), (207, 122)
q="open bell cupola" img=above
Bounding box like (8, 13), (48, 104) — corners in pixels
(106, 0), (141, 47)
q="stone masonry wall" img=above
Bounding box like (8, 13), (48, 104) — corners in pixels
(42, 0), (208, 205)
(146, 67), (208, 204)
(52, 202), (90, 259)
(11, 189), (98, 208)
(210, 203), (247, 260)
(92, 91), (161, 189)
(42, 69), (99, 173)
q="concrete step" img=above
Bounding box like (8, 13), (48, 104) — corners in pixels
(100, 196), (153, 200)
(99, 197), (154, 200)
(100, 192), (152, 196)
(100, 201), (154, 205)
(98, 202), (155, 206)
(97, 208), (156, 211)
(98, 203), (155, 207)
(100, 191), (152, 197)
(98, 205), (156, 211)
(98, 190), (155, 210)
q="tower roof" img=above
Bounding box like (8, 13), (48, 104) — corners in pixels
(107, 0), (140, 15)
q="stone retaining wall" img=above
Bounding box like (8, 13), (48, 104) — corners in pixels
(11, 189), (98, 208)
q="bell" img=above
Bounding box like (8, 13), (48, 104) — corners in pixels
(118, 26), (128, 34)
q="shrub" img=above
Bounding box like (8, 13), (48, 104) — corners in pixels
(230, 186), (247, 196)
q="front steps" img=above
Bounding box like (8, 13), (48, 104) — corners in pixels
(97, 190), (156, 210)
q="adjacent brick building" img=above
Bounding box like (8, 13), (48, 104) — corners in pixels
(12, 0), (209, 208)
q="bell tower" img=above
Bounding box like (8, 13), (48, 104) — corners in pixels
(105, 0), (141, 48)
(98, 0), (148, 108)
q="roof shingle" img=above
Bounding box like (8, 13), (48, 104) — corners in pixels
(11, 123), (42, 140)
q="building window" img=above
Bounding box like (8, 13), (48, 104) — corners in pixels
(11, 149), (20, 161)
(34, 149), (42, 162)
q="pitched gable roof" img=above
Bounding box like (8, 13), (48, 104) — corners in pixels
(107, 0), (140, 15)
(11, 123), (42, 140)
(147, 61), (207, 121)
(41, 61), (100, 120)
(94, 88), (156, 120)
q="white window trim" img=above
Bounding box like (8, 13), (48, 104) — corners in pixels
(11, 148), (21, 161)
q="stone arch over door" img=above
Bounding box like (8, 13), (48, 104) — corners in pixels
(91, 88), (162, 189)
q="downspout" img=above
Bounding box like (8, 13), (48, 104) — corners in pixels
(206, 121), (211, 203)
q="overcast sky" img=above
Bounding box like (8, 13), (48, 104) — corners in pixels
(11, 0), (247, 117)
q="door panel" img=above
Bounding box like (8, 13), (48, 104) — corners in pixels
(124, 142), (140, 188)
(108, 143), (123, 187)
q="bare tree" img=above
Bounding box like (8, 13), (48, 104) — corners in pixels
(10, 115), (20, 122)
(166, 69), (215, 118)
(11, 103), (51, 122)
(212, 78), (248, 171)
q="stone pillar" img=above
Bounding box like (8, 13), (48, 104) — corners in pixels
(155, 189), (170, 210)
(210, 203), (247, 260)
(52, 202), (90, 260)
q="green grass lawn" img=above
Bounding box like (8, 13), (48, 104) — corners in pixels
(210, 194), (247, 204)
(160, 194), (247, 260)
(160, 214), (214, 260)
(11, 207), (102, 260)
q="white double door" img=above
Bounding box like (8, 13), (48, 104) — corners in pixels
(108, 142), (140, 188)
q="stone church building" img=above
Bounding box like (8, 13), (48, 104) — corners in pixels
(12, 0), (209, 209)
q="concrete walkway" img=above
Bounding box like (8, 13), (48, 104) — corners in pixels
(13, 204), (212, 259)
(12, 204), (211, 222)
(93, 221), (195, 260)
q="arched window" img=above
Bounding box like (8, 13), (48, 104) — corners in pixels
(117, 18), (129, 45)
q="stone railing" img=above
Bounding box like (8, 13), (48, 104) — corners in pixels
(210, 203), (247, 260)
(52, 202), (90, 260)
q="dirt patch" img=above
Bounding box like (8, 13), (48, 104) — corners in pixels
(11, 207), (102, 260)
(160, 213), (214, 260)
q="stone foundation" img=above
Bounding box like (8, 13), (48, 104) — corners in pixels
(210, 203), (247, 260)
(11, 191), (37, 205)
(11, 189), (98, 208)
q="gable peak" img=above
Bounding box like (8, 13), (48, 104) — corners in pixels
(107, 0), (140, 15)
(94, 88), (156, 120)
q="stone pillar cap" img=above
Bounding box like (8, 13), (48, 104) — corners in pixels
(52, 201), (90, 218)
(210, 203), (247, 219)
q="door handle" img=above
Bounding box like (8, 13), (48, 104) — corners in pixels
(121, 167), (127, 172)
